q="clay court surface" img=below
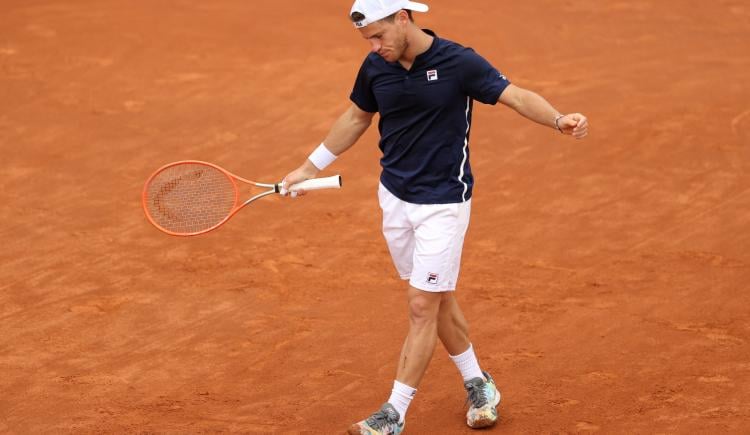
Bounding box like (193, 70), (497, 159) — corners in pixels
(2, 0), (749, 433)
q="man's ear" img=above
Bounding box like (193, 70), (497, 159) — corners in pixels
(396, 9), (410, 25)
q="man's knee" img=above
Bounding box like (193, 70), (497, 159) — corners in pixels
(408, 289), (442, 325)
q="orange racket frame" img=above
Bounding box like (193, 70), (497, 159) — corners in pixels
(142, 160), (341, 236)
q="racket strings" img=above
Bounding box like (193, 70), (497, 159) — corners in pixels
(145, 163), (236, 234)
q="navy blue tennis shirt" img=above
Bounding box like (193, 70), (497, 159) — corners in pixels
(350, 30), (511, 204)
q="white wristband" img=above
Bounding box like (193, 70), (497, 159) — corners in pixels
(308, 143), (337, 170)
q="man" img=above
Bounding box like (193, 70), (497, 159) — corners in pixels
(281, 0), (589, 433)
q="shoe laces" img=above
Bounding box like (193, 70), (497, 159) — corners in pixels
(365, 405), (399, 431)
(465, 379), (488, 409)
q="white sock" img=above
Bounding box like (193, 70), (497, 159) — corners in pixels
(449, 343), (484, 382)
(387, 380), (417, 423)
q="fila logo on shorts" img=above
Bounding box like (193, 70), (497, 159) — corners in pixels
(426, 69), (438, 81)
(427, 272), (439, 285)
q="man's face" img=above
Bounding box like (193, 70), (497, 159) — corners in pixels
(357, 12), (408, 62)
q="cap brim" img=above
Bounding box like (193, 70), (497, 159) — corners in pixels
(405, 1), (429, 13)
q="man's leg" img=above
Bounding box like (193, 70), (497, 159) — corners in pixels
(437, 292), (470, 356)
(437, 293), (501, 429)
(395, 286), (443, 386)
(349, 185), (418, 434)
(438, 293), (482, 380)
(347, 286), (442, 435)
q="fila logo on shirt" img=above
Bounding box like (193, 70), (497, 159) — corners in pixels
(426, 69), (439, 81)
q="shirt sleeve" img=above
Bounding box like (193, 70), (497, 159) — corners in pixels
(349, 57), (379, 113)
(459, 48), (511, 105)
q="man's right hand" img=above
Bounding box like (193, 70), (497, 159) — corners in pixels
(280, 159), (321, 197)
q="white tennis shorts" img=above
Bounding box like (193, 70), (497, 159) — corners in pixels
(378, 183), (471, 292)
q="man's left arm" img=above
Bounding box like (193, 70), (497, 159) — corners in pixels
(498, 84), (589, 139)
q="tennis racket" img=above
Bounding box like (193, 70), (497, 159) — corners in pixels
(142, 160), (341, 236)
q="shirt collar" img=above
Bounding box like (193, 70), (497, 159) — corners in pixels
(378, 28), (439, 70)
(414, 29), (439, 65)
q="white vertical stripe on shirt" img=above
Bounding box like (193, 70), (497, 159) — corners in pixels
(458, 96), (471, 202)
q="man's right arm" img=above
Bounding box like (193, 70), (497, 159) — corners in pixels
(321, 103), (376, 155)
(281, 103), (376, 193)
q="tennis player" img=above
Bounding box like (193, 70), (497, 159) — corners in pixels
(282, 1), (589, 433)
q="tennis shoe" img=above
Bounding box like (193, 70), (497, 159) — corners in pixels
(347, 403), (404, 435)
(464, 371), (501, 428)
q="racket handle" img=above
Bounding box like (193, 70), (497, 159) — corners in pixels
(287, 175), (342, 191)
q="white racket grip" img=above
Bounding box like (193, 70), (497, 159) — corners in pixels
(289, 175), (342, 192)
